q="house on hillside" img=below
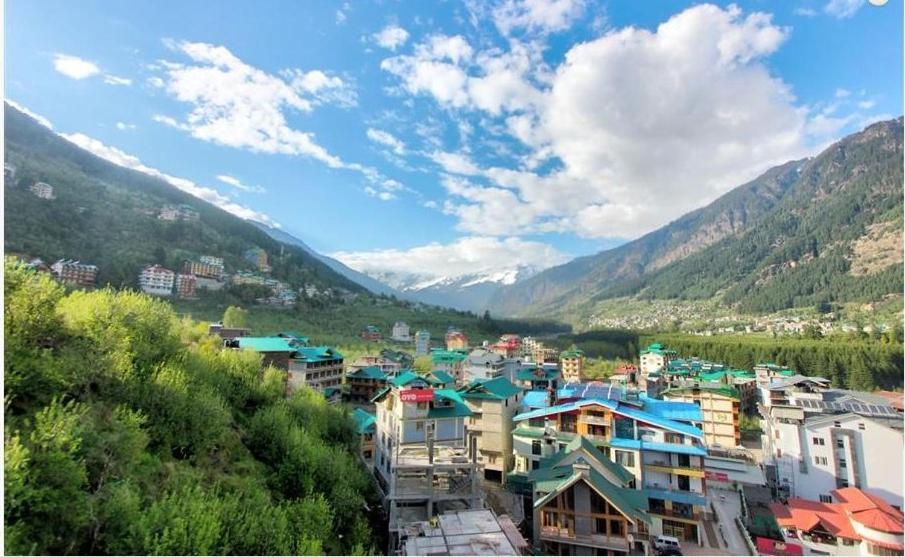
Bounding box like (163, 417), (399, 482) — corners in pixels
(138, 265), (175, 296)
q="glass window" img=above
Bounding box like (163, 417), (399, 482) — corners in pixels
(819, 494), (833, 503)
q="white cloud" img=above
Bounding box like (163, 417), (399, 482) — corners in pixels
(216, 174), (266, 193)
(5, 99), (53, 129)
(152, 40), (354, 167)
(115, 122), (136, 130)
(332, 236), (568, 280)
(59, 132), (277, 226)
(835, 88), (851, 98)
(52, 54), (100, 79)
(103, 75), (132, 86)
(336, 3), (349, 24)
(794, 7), (818, 16)
(366, 128), (406, 154)
(857, 99), (876, 109)
(374, 24), (410, 50)
(824, 0), (865, 19)
(364, 186), (396, 201)
(492, 0), (586, 36)
(384, 4), (857, 239)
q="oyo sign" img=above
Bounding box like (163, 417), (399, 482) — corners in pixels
(400, 389), (434, 403)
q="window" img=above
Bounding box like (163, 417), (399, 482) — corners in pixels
(839, 458), (846, 468)
(417, 402), (427, 410)
(819, 495), (833, 503)
(814, 456), (828, 465)
(416, 422), (424, 432)
(615, 450), (635, 468)
(665, 432), (683, 444)
(812, 437), (825, 446)
(532, 440), (542, 455)
(836, 439), (844, 449)
(531, 460), (540, 470)
(858, 423), (865, 430)
(834, 421), (841, 428)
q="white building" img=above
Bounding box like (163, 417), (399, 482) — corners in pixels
(139, 265), (175, 296)
(761, 402), (903, 508)
(391, 321), (411, 342)
(414, 330), (430, 356)
(639, 343), (675, 375)
(29, 181), (54, 199)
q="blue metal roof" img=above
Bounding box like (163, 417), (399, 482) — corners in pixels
(644, 488), (707, 507)
(513, 398), (617, 422)
(640, 396), (703, 423)
(522, 390), (551, 410)
(607, 437), (708, 457)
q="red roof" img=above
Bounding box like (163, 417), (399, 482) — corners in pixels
(834, 487), (904, 534)
(755, 537), (803, 556)
(873, 390), (904, 411)
(770, 499), (858, 539)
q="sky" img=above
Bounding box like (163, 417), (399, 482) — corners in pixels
(5, 0), (903, 282)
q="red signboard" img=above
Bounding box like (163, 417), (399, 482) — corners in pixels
(399, 389), (434, 403)
(705, 471), (730, 482)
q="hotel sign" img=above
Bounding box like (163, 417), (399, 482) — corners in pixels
(400, 389), (434, 403)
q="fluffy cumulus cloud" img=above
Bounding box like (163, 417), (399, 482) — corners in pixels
(53, 54), (101, 79)
(373, 24), (410, 50)
(332, 236), (568, 280)
(59, 132), (277, 226)
(382, 3), (864, 239)
(366, 128), (406, 154)
(492, 0), (587, 35)
(824, 0), (865, 19)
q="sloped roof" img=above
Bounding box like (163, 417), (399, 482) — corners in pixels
(237, 337), (296, 352)
(389, 370), (425, 387)
(663, 384), (740, 400)
(294, 346), (343, 362)
(427, 369), (455, 385)
(351, 408), (376, 434)
(834, 487), (904, 534)
(515, 366), (559, 382)
(429, 389), (472, 418)
(533, 466), (650, 525)
(540, 435), (634, 486)
(641, 397), (704, 422)
(347, 366), (387, 381)
(770, 499), (859, 540)
(461, 376), (522, 400)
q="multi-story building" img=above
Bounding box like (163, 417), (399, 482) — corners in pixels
(371, 372), (483, 550)
(662, 385), (741, 448)
(231, 271), (268, 286)
(400, 509), (528, 556)
(185, 257), (224, 279)
(352, 408), (377, 466)
(515, 364), (560, 391)
(491, 334), (521, 358)
(208, 322), (250, 340)
(391, 321), (411, 342)
(361, 325), (382, 342)
(348, 355), (403, 377)
(459, 377), (523, 482)
(138, 265), (175, 296)
(346, 366), (388, 404)
(464, 348), (507, 383)
(431, 349), (467, 383)
(234, 336), (343, 394)
(760, 399), (903, 508)
(771, 487), (904, 557)
(414, 330), (430, 356)
(639, 343), (676, 375)
(243, 247), (269, 271)
(50, 259), (98, 288)
(381, 348), (414, 370)
(29, 181), (54, 199)
(510, 397), (708, 543)
(559, 348), (585, 383)
(445, 330), (468, 350)
(527, 436), (652, 555)
(174, 273), (197, 298)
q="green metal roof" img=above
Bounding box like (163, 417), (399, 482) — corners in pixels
(347, 366), (387, 381)
(351, 408), (376, 434)
(533, 465), (650, 525)
(663, 384), (740, 400)
(294, 346), (343, 362)
(515, 367), (559, 382)
(460, 376), (522, 400)
(428, 389), (472, 418)
(237, 337), (297, 352)
(431, 349), (467, 364)
(427, 370), (455, 385)
(560, 348), (585, 359)
(389, 370), (424, 387)
(541, 435), (635, 486)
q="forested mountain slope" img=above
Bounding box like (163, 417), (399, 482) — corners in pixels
(492, 118), (904, 318)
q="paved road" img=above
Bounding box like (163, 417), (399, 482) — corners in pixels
(708, 487), (749, 556)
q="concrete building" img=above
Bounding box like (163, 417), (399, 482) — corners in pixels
(414, 330), (431, 356)
(446, 330), (469, 351)
(29, 181), (54, 199)
(560, 348), (585, 383)
(639, 343), (676, 375)
(663, 384), (741, 449)
(460, 377), (523, 482)
(391, 321), (411, 342)
(352, 408), (377, 466)
(50, 259), (98, 288)
(371, 372), (483, 550)
(208, 322), (250, 340)
(771, 487), (904, 556)
(348, 354), (403, 377)
(400, 509), (527, 556)
(491, 334), (521, 358)
(527, 437), (652, 555)
(431, 349), (468, 383)
(138, 264), (175, 296)
(234, 337), (343, 394)
(346, 366), (388, 404)
(510, 398), (708, 543)
(185, 257), (224, 279)
(514, 364), (560, 392)
(174, 273), (197, 298)
(464, 348), (507, 383)
(361, 325), (382, 342)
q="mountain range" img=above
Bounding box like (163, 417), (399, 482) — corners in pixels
(490, 117), (904, 320)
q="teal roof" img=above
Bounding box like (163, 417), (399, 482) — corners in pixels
(389, 370), (424, 387)
(347, 366), (387, 381)
(663, 385), (740, 400)
(294, 346), (343, 362)
(275, 331), (309, 344)
(427, 370), (455, 385)
(516, 367), (560, 382)
(429, 389), (472, 418)
(237, 337), (296, 352)
(431, 349), (467, 364)
(541, 436), (635, 486)
(640, 397), (703, 422)
(533, 465), (650, 524)
(351, 408), (376, 434)
(460, 376), (522, 400)
(561, 349), (585, 359)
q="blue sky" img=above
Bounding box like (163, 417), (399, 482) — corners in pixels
(6, 0), (902, 280)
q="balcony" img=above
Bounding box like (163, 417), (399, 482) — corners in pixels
(582, 414), (611, 426)
(644, 461), (705, 478)
(647, 507), (701, 521)
(539, 526), (629, 551)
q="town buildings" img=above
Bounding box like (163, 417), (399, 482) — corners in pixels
(243, 247), (269, 271)
(234, 336), (343, 395)
(370, 372), (483, 550)
(771, 487), (904, 556)
(431, 349), (467, 383)
(459, 377), (523, 482)
(208, 322), (250, 340)
(391, 321), (411, 342)
(639, 343), (676, 375)
(174, 273), (196, 298)
(662, 384), (741, 449)
(463, 348), (508, 383)
(346, 366), (388, 404)
(348, 354), (403, 377)
(361, 325), (382, 342)
(509, 397), (708, 543)
(560, 348), (586, 383)
(138, 264), (175, 296)
(50, 259), (98, 287)
(185, 256), (224, 279)
(414, 330), (430, 355)
(445, 330), (469, 350)
(29, 181), (54, 199)
(491, 334), (521, 358)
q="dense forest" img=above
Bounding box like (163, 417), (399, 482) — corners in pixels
(552, 329), (904, 391)
(4, 259), (378, 555)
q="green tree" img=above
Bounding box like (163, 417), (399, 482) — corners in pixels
(222, 305), (249, 328)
